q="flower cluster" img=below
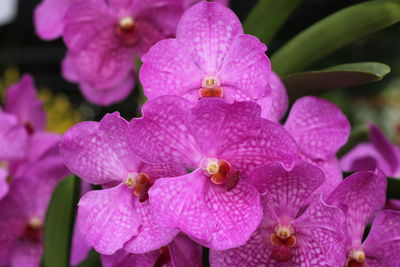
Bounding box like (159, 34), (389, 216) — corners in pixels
(54, 1), (400, 266)
(0, 1), (398, 267)
(0, 75), (90, 266)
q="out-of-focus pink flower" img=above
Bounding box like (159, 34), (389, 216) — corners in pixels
(341, 123), (400, 178)
(0, 75), (47, 200)
(34, 0), (76, 40)
(128, 96), (299, 249)
(211, 160), (346, 266)
(60, 112), (184, 255)
(0, 133), (70, 267)
(284, 96), (351, 197)
(101, 234), (202, 267)
(140, 2), (273, 109)
(326, 169), (398, 266)
(61, 0), (184, 106)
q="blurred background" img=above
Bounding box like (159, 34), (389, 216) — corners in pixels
(0, 0), (399, 143)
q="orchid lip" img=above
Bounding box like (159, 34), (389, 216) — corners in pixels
(199, 74), (223, 98)
(124, 172), (152, 202)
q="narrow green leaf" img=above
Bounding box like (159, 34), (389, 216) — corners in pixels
(282, 62), (391, 100)
(387, 176), (400, 199)
(43, 176), (80, 267)
(76, 251), (101, 267)
(271, 1), (400, 75)
(243, 0), (303, 43)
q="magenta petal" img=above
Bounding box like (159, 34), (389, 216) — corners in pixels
(285, 96), (350, 160)
(60, 113), (136, 184)
(101, 249), (159, 267)
(340, 143), (385, 173)
(0, 112), (28, 160)
(169, 234), (202, 267)
(34, 0), (70, 40)
(369, 123), (400, 174)
(148, 170), (262, 249)
(123, 198), (179, 254)
(327, 169), (387, 247)
(292, 195), (346, 266)
(70, 222), (90, 266)
(189, 98), (262, 153)
(63, 0), (113, 52)
(257, 71), (288, 122)
(62, 53), (79, 83)
(26, 131), (60, 162)
(249, 160), (325, 219)
(221, 119), (299, 176)
(128, 96), (201, 167)
(0, 168), (9, 201)
(5, 74), (46, 132)
(140, 39), (203, 101)
(11, 240), (43, 267)
(363, 210), (400, 266)
(176, 1), (243, 71)
(219, 34), (270, 101)
(77, 184), (140, 255)
(210, 220), (274, 266)
(80, 74), (135, 106)
(131, 20), (165, 58)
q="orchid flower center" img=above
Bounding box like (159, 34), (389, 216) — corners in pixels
(270, 224), (296, 262)
(202, 158), (239, 190)
(125, 172), (152, 202)
(346, 249), (366, 267)
(199, 75), (223, 98)
(23, 217), (43, 242)
(116, 16), (139, 46)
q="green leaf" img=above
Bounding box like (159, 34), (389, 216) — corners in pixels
(43, 176), (80, 267)
(243, 0), (303, 44)
(282, 62), (391, 100)
(271, 1), (400, 75)
(76, 251), (101, 267)
(387, 176), (400, 199)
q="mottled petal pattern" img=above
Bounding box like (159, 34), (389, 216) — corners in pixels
(77, 184), (140, 255)
(249, 160), (325, 219)
(327, 169), (387, 247)
(364, 210), (400, 267)
(148, 170), (262, 249)
(284, 96), (350, 160)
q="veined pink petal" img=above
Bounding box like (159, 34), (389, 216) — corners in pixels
(327, 169), (387, 249)
(369, 123), (400, 174)
(123, 199), (179, 254)
(148, 170), (262, 249)
(62, 53), (79, 83)
(340, 143), (385, 173)
(70, 222), (90, 266)
(189, 98), (262, 154)
(257, 71), (288, 122)
(219, 34), (269, 101)
(140, 39), (203, 100)
(128, 96), (201, 167)
(284, 96), (350, 160)
(131, 19), (165, 58)
(10, 240), (43, 267)
(26, 132), (60, 162)
(292, 195), (346, 267)
(220, 119), (299, 177)
(363, 210), (400, 266)
(80, 74), (135, 106)
(5, 74), (46, 132)
(169, 234), (202, 267)
(0, 112), (28, 160)
(60, 113), (136, 184)
(176, 1), (243, 72)
(249, 160), (325, 219)
(77, 184), (141, 255)
(101, 249), (160, 267)
(34, 0), (71, 40)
